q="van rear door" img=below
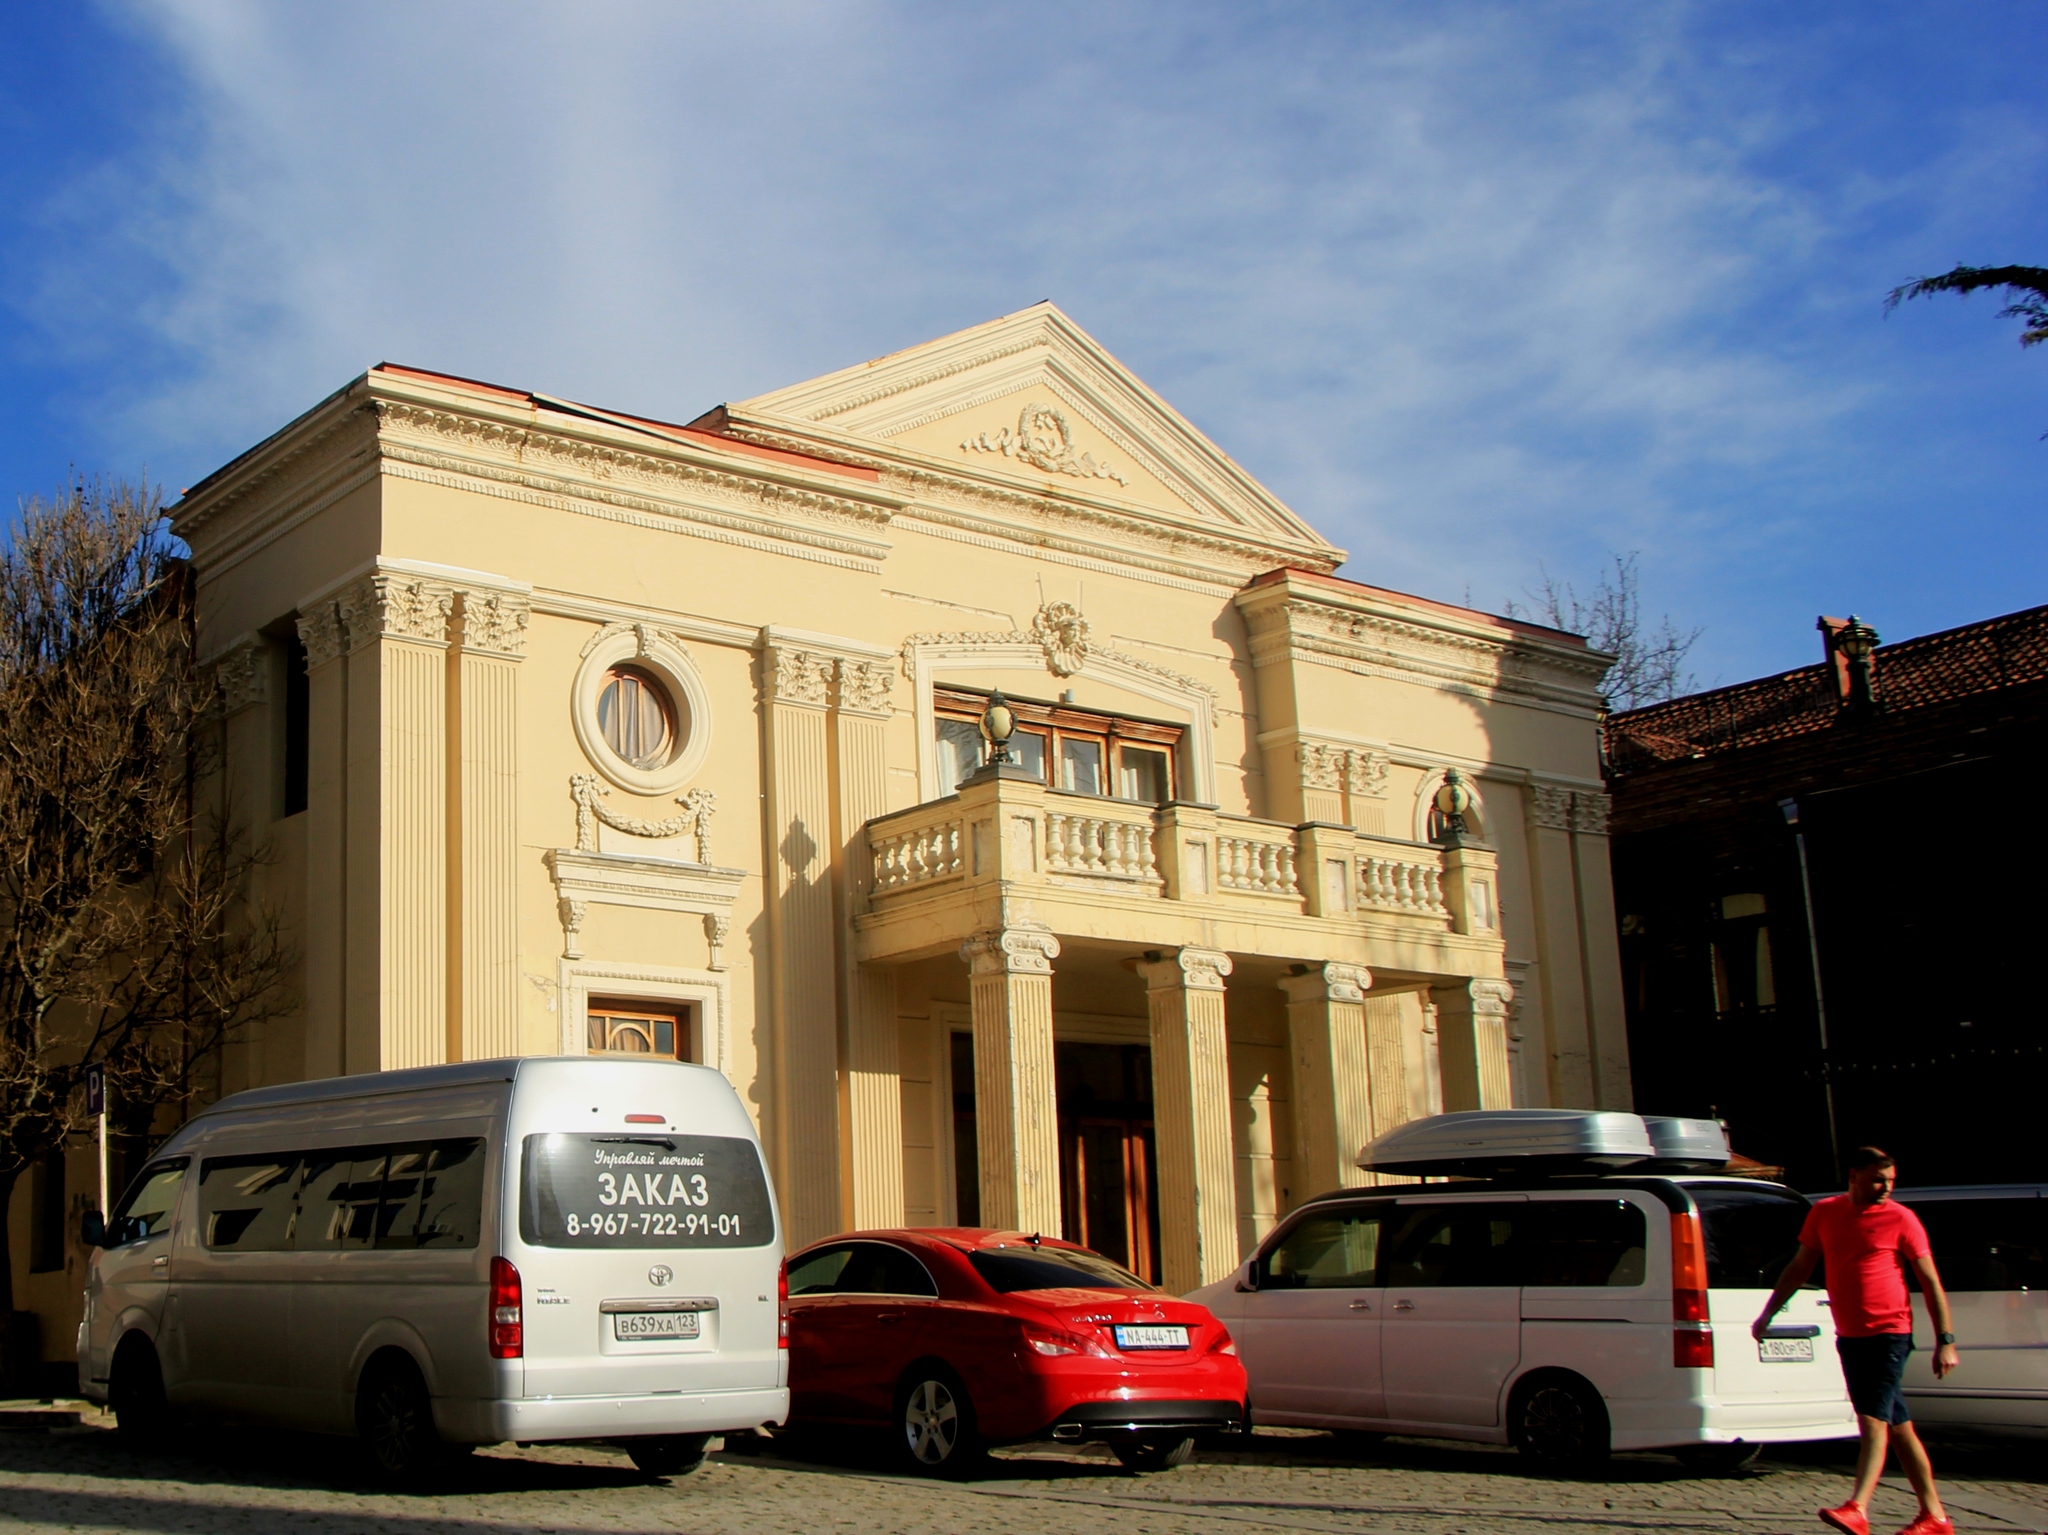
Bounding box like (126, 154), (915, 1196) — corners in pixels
(1691, 1183), (1845, 1411)
(513, 1128), (780, 1400)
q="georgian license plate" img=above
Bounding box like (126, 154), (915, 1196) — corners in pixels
(1115, 1324), (1189, 1351)
(613, 1310), (701, 1341)
(1759, 1335), (1815, 1363)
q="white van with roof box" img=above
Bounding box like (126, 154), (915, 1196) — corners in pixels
(78, 1057), (788, 1477)
(1192, 1110), (1856, 1470)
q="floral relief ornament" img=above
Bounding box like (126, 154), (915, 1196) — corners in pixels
(960, 403), (1129, 487)
(1028, 602), (1092, 678)
(571, 774), (717, 864)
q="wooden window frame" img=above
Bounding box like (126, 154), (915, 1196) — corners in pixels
(586, 998), (697, 1063)
(933, 685), (1182, 804)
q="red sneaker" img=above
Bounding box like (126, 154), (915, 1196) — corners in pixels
(1895, 1516), (1954, 1535)
(1819, 1505), (1870, 1535)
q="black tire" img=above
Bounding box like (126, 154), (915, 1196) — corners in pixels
(1510, 1373), (1610, 1467)
(355, 1355), (442, 1482)
(109, 1337), (172, 1449)
(895, 1369), (983, 1477)
(1674, 1443), (1761, 1476)
(1110, 1433), (1195, 1472)
(624, 1434), (711, 1478)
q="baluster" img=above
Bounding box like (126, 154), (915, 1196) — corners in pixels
(1277, 843), (1299, 895)
(1138, 822), (1157, 879)
(1422, 864), (1444, 914)
(1046, 814), (1067, 872)
(1105, 822), (1128, 877)
(1061, 815), (1081, 872)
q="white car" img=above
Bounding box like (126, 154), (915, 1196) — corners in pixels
(1192, 1173), (1855, 1469)
(79, 1056), (789, 1478)
(1894, 1183), (2047, 1437)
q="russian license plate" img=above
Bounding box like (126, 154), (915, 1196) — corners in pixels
(1115, 1324), (1189, 1351)
(1759, 1335), (1814, 1363)
(613, 1310), (701, 1341)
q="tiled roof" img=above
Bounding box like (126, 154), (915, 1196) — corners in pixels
(1606, 603), (2048, 770)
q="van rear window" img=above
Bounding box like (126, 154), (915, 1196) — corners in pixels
(520, 1134), (773, 1249)
(1691, 1185), (1810, 1289)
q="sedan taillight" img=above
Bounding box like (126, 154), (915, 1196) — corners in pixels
(1206, 1325), (1239, 1357)
(489, 1256), (522, 1359)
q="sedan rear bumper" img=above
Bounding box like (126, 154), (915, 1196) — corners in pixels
(1046, 1398), (1244, 1441)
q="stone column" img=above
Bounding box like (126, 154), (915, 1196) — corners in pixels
(1568, 791), (1634, 1110)
(1527, 783), (1596, 1106)
(960, 926), (1061, 1236)
(762, 643), (842, 1248)
(338, 572), (454, 1073)
(210, 633), (270, 1098)
(837, 657), (904, 1229)
(1281, 962), (1373, 1201)
(1433, 978), (1516, 1112)
(450, 589), (527, 1062)
(1139, 947), (1239, 1293)
(298, 601), (349, 1080)
(1362, 993), (1412, 1143)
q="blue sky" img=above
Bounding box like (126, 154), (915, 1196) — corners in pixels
(1, 2), (2041, 686)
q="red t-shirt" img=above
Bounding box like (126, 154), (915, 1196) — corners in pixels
(1799, 1194), (1931, 1338)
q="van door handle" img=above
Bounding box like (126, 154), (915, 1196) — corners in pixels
(875, 1312), (902, 1323)
(152, 1256), (168, 1269)
(1391, 1299), (1414, 1311)
(1348, 1300), (1372, 1311)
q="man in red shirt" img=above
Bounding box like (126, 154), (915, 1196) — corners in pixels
(1756, 1147), (1959, 1535)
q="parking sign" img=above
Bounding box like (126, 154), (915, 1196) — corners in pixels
(84, 1063), (104, 1117)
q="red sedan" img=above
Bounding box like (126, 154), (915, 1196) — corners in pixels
(782, 1228), (1247, 1475)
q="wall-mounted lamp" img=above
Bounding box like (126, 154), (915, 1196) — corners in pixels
(1433, 767), (1473, 840)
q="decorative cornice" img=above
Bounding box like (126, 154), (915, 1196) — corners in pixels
(375, 400), (897, 568)
(579, 619), (690, 662)
(455, 589), (530, 656)
(1139, 946), (1234, 993)
(764, 646), (835, 708)
(572, 774), (717, 864)
(960, 924), (1061, 977)
(836, 658), (896, 717)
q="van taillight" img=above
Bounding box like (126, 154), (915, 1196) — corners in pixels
(490, 1256), (523, 1359)
(777, 1259), (789, 1349)
(1669, 1210), (1713, 1369)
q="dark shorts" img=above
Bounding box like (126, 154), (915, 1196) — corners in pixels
(1837, 1333), (1913, 1425)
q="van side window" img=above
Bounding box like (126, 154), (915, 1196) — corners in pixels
(1383, 1204), (1520, 1288)
(376, 1140), (486, 1249)
(108, 1160), (189, 1246)
(1905, 1198), (2047, 1293)
(199, 1154), (302, 1251)
(1523, 1199), (1647, 1287)
(1262, 1210), (1384, 1289)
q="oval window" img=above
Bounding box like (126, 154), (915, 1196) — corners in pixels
(597, 667), (673, 769)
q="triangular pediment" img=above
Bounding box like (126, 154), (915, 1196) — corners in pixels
(732, 303), (1342, 569)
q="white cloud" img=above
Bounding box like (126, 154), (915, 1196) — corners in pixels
(19, 1), (2041, 677)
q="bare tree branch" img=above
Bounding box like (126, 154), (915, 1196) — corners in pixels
(1508, 552), (1701, 710)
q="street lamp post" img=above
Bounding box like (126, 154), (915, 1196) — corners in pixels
(979, 690), (1017, 767)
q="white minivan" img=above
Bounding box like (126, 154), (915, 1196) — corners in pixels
(78, 1057), (789, 1477)
(1193, 1115), (1856, 1470)
(1893, 1184), (2047, 1436)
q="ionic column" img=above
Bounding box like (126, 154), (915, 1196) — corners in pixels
(1139, 947), (1239, 1292)
(450, 589), (527, 1062)
(337, 572), (454, 1072)
(1433, 977), (1516, 1111)
(297, 602), (349, 1080)
(837, 658), (904, 1229)
(1363, 992), (1413, 1144)
(762, 643), (841, 1248)
(1281, 962), (1373, 1202)
(960, 926), (1061, 1236)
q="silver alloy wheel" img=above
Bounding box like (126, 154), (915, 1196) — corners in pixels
(903, 1379), (960, 1464)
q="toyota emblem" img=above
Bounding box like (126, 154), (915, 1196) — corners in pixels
(648, 1265), (673, 1287)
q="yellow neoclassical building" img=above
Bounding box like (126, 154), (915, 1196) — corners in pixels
(35, 304), (1630, 1326)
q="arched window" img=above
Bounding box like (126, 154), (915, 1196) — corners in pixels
(596, 667), (673, 769)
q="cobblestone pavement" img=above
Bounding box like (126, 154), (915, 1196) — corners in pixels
(0, 1405), (2043, 1535)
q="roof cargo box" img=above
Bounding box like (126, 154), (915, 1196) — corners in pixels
(1641, 1116), (1731, 1172)
(1357, 1109), (1657, 1178)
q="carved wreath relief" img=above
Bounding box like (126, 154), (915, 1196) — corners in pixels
(961, 403), (1129, 487)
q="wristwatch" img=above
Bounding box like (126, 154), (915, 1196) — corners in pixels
(1937, 1332), (1956, 1346)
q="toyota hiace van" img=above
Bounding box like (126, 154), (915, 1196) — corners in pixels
(79, 1057), (789, 1477)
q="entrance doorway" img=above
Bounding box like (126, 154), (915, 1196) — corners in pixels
(948, 1034), (1161, 1283)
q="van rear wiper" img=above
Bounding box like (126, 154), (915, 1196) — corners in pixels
(591, 1135), (677, 1150)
